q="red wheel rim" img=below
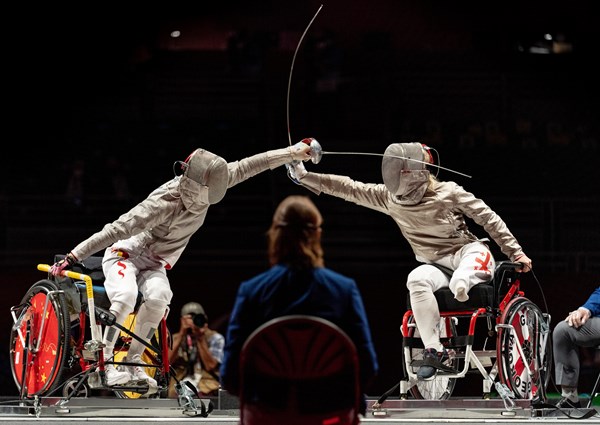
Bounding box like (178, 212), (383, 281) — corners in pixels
(13, 292), (63, 395)
(498, 299), (540, 398)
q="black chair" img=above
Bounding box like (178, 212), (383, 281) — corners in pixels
(239, 315), (361, 425)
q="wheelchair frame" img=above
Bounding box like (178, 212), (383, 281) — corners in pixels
(9, 263), (172, 401)
(393, 261), (551, 405)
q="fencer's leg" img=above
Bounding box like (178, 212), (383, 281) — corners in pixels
(408, 265), (453, 380)
(127, 298), (168, 358)
(554, 317), (600, 406)
(127, 267), (172, 358)
(125, 298), (167, 390)
(448, 242), (495, 302)
(102, 255), (139, 359)
(406, 265), (448, 351)
(102, 300), (135, 385)
(126, 268), (172, 392)
(101, 253), (140, 385)
(103, 301), (134, 358)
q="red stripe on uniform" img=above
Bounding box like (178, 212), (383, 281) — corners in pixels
(474, 251), (491, 272)
(117, 260), (127, 278)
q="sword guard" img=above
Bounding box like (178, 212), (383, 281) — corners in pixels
(301, 138), (323, 164)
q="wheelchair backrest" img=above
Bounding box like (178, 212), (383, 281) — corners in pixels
(54, 254), (105, 286)
(491, 261), (522, 310)
(53, 254), (143, 312)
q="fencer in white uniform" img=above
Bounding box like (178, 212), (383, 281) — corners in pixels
(288, 142), (532, 380)
(50, 142), (312, 391)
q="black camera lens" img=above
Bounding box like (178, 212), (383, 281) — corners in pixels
(192, 313), (207, 327)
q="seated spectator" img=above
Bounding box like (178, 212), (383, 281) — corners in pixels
(553, 286), (600, 408)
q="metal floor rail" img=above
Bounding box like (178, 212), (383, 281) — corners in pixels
(0, 396), (598, 425)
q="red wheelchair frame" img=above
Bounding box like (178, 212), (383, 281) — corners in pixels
(391, 261), (551, 404)
(9, 259), (171, 400)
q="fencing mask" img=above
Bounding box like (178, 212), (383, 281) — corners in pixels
(381, 142), (431, 205)
(181, 148), (229, 205)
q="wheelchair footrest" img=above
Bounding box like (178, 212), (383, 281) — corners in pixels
(410, 359), (457, 373)
(108, 380), (150, 392)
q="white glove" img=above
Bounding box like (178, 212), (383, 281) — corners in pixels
(289, 142), (311, 162)
(286, 161), (307, 184)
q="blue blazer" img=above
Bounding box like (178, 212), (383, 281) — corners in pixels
(220, 264), (379, 399)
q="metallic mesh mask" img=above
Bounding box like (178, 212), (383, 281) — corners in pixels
(381, 142), (431, 205)
(182, 148), (228, 205)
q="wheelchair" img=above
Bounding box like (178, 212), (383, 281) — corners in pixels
(8, 255), (172, 401)
(391, 261), (551, 404)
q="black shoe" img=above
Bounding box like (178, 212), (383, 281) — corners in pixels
(417, 348), (449, 380)
(555, 397), (582, 409)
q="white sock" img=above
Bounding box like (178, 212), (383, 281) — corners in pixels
(410, 289), (443, 350)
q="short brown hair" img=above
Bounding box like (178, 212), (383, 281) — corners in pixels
(267, 195), (324, 269)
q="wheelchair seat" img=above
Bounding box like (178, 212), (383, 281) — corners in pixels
(74, 283), (144, 312)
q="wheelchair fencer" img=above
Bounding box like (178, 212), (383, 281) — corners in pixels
(8, 255), (211, 416)
(373, 261), (552, 409)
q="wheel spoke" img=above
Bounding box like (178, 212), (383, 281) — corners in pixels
(10, 280), (70, 397)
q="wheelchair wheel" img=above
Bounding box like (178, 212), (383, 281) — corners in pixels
(405, 316), (458, 400)
(9, 279), (71, 397)
(497, 297), (551, 400)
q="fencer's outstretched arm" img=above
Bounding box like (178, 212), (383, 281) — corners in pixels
(287, 162), (530, 267)
(50, 143), (312, 277)
(287, 161), (390, 212)
(226, 142), (311, 188)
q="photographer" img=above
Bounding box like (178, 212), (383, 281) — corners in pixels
(168, 302), (224, 397)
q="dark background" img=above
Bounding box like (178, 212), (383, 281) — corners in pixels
(1, 0), (599, 398)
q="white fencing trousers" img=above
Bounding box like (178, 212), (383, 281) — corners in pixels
(101, 248), (173, 359)
(407, 241), (495, 350)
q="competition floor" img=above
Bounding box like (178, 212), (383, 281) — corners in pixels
(0, 394), (598, 425)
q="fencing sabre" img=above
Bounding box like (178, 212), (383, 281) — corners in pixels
(287, 4), (323, 148)
(302, 138), (472, 179)
(284, 5), (470, 180)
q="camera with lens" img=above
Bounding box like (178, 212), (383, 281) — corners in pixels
(191, 313), (207, 328)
